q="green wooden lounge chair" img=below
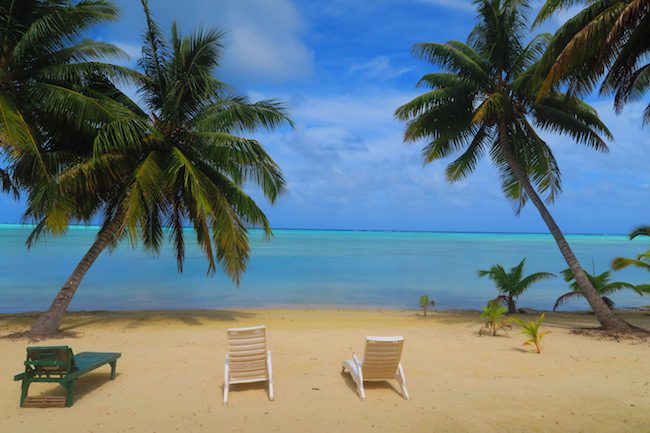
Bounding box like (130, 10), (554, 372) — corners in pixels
(13, 346), (121, 408)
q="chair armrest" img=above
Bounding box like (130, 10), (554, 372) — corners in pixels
(13, 372), (26, 381)
(352, 354), (363, 382)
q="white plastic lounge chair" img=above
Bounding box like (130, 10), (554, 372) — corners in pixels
(341, 336), (410, 401)
(223, 325), (274, 404)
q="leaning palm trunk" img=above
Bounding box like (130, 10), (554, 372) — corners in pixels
(27, 219), (122, 336)
(499, 139), (631, 331)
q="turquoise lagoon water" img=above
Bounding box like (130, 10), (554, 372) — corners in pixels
(0, 224), (648, 313)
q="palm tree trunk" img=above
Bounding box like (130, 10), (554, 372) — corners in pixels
(498, 136), (632, 331)
(27, 219), (121, 337)
(507, 296), (517, 315)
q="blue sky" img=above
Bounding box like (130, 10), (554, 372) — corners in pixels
(1, 0), (648, 233)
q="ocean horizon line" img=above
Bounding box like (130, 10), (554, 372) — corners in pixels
(2, 304), (648, 316)
(0, 222), (630, 237)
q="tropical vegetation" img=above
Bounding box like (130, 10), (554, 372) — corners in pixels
(513, 313), (549, 353)
(612, 226), (650, 274)
(0, 0), (129, 212)
(479, 300), (512, 336)
(419, 295), (435, 316)
(395, 0), (634, 331)
(535, 0), (650, 123)
(553, 268), (648, 311)
(22, 0), (292, 336)
(478, 259), (555, 314)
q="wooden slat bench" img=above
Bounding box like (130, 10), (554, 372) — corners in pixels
(13, 346), (121, 407)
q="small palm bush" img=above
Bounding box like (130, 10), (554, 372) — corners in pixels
(514, 314), (549, 354)
(419, 295), (435, 316)
(479, 300), (511, 336)
(478, 259), (554, 314)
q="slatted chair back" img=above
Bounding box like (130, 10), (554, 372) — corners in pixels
(227, 326), (269, 383)
(25, 346), (74, 377)
(361, 337), (404, 380)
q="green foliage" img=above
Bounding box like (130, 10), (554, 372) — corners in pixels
(478, 258), (554, 313)
(554, 268), (646, 311)
(0, 0), (129, 203)
(513, 313), (549, 353)
(395, 0), (611, 214)
(419, 295), (435, 316)
(612, 226), (650, 272)
(535, 0), (650, 124)
(479, 300), (512, 336)
(24, 0), (293, 284)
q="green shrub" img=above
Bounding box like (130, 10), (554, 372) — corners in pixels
(513, 313), (550, 353)
(479, 300), (511, 336)
(419, 295), (435, 316)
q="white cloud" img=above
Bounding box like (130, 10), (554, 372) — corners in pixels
(111, 0), (313, 83)
(247, 89), (502, 230)
(218, 0), (313, 82)
(415, 0), (474, 12)
(350, 56), (414, 79)
(112, 42), (140, 60)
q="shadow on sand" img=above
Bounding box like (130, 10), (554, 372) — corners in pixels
(26, 369), (117, 404)
(0, 309), (257, 337)
(339, 369), (404, 400)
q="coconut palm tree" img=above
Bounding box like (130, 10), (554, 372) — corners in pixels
(0, 0), (130, 198)
(554, 268), (647, 310)
(395, 0), (635, 331)
(25, 0), (292, 336)
(612, 226), (650, 273)
(478, 259), (554, 314)
(534, 0), (650, 123)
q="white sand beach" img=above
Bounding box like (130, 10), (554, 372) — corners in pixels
(1, 309), (649, 433)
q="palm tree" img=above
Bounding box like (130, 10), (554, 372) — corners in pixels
(25, 0), (292, 336)
(0, 0), (128, 200)
(534, 1), (650, 123)
(629, 227), (650, 238)
(395, 0), (636, 331)
(612, 226), (650, 273)
(554, 268), (647, 310)
(419, 295), (435, 316)
(478, 259), (554, 314)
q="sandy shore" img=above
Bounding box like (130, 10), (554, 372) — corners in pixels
(1, 309), (649, 433)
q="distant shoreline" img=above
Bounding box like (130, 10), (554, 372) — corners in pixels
(0, 223), (631, 237)
(2, 305), (649, 317)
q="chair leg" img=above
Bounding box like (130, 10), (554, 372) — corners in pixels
(19, 379), (30, 407)
(350, 368), (365, 400)
(65, 380), (76, 407)
(357, 382), (366, 401)
(223, 358), (230, 405)
(343, 360), (366, 401)
(397, 363), (410, 400)
(267, 351), (275, 401)
(110, 360), (118, 380)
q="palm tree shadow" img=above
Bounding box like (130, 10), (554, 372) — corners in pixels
(59, 309), (256, 333)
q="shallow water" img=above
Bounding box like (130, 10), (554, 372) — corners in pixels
(0, 225), (648, 313)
